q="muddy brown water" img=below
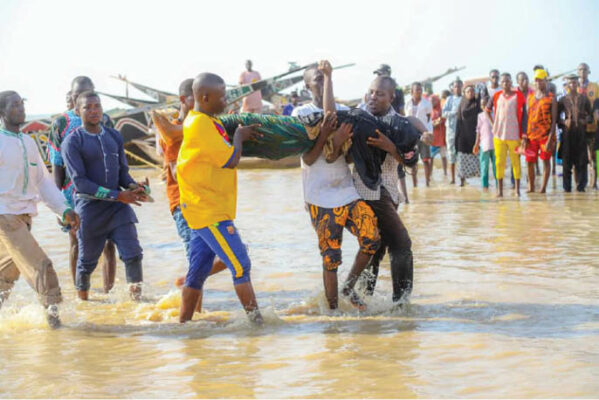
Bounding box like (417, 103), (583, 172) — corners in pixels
(0, 167), (597, 398)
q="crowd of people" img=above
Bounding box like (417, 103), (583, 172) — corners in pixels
(0, 60), (597, 328)
(361, 63), (599, 198)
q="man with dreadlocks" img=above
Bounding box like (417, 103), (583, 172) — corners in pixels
(0, 90), (80, 328)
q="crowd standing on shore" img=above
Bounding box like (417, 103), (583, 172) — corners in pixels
(0, 60), (597, 328)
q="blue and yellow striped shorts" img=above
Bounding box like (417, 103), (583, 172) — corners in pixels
(185, 220), (251, 290)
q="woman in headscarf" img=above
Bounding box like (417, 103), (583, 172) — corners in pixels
(430, 94), (447, 177)
(455, 85), (481, 186)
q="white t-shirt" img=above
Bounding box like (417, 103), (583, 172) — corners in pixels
(292, 102), (360, 208)
(406, 97), (433, 131)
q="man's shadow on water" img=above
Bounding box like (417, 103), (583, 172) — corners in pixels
(67, 289), (599, 340)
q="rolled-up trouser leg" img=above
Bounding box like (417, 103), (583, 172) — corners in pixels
(0, 214), (62, 306)
(0, 254), (20, 307)
(123, 255), (143, 284)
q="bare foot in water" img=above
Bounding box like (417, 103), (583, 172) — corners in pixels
(77, 290), (89, 301)
(342, 287), (367, 312)
(129, 284), (142, 301)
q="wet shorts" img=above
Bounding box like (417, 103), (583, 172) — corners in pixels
(430, 145), (447, 159)
(185, 220), (251, 290)
(525, 137), (552, 163)
(307, 200), (380, 271)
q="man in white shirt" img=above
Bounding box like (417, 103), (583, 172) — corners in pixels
(405, 82), (433, 187)
(292, 61), (380, 311)
(0, 91), (79, 328)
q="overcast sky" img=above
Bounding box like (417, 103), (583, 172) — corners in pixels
(1, 0), (598, 116)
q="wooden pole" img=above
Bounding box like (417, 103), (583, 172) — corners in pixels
(124, 149), (162, 170)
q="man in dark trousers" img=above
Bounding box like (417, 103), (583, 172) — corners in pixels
(559, 75), (593, 192)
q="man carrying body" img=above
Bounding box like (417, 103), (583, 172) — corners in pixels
(443, 79), (463, 184)
(0, 91), (79, 328)
(577, 62), (599, 189)
(49, 76), (116, 292)
(485, 73), (527, 197)
(62, 92), (146, 301)
(373, 64), (409, 201)
(373, 64), (405, 116)
(559, 76), (593, 192)
(522, 69), (557, 193)
(239, 60), (263, 113)
(177, 73), (263, 323)
(406, 82), (433, 187)
(354, 76), (428, 304)
(293, 61), (380, 311)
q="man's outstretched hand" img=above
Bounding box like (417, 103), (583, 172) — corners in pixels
(235, 124), (264, 142)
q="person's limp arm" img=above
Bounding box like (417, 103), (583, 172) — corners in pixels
(406, 115), (433, 145)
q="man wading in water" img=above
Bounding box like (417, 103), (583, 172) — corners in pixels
(352, 76), (431, 304)
(49, 76), (117, 292)
(0, 90), (80, 328)
(62, 92), (147, 301)
(293, 61), (381, 311)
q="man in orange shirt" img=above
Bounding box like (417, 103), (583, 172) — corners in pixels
(153, 79), (195, 256)
(522, 69), (557, 193)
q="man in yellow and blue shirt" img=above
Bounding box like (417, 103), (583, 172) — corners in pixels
(177, 72), (263, 323)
